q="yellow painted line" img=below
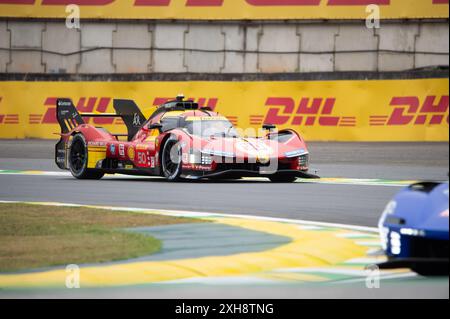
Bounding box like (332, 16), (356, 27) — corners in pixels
(20, 170), (45, 175)
(297, 178), (419, 187)
(1, 169), (428, 188)
(0, 212), (368, 289)
(258, 272), (328, 283)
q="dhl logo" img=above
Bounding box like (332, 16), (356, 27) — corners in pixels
(0, 97), (19, 125)
(36, 97), (123, 125)
(30, 97), (223, 125)
(1, 0), (447, 7)
(257, 97), (356, 128)
(370, 95), (449, 126)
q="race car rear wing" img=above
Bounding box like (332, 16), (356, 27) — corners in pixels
(56, 98), (86, 134)
(55, 99), (147, 170)
(55, 98), (146, 141)
(113, 99), (147, 141)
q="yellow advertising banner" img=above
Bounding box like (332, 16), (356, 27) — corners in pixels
(0, 0), (448, 20)
(0, 78), (448, 141)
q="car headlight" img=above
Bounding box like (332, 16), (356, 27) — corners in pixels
(201, 154), (212, 165)
(380, 227), (389, 251)
(390, 231), (402, 255)
(285, 149), (307, 158)
(298, 154), (309, 167)
(378, 200), (397, 251)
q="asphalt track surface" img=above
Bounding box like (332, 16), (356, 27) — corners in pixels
(0, 140), (448, 227)
(0, 140), (448, 298)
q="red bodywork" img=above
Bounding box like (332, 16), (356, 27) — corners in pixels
(56, 98), (316, 180)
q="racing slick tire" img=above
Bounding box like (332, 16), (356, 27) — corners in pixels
(161, 136), (182, 182)
(269, 175), (297, 183)
(68, 134), (105, 180)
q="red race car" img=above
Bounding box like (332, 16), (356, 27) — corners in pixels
(55, 95), (319, 182)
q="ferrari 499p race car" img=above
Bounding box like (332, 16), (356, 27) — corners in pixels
(55, 95), (318, 182)
(378, 181), (449, 276)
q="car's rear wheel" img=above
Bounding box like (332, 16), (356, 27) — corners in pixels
(161, 136), (182, 181)
(69, 134), (104, 180)
(268, 175), (297, 183)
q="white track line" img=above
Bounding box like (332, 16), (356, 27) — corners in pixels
(330, 272), (418, 285)
(0, 200), (378, 233)
(0, 169), (424, 188)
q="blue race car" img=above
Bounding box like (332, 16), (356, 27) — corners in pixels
(378, 181), (449, 276)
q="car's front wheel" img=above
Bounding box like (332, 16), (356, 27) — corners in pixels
(69, 134), (104, 180)
(161, 136), (182, 182)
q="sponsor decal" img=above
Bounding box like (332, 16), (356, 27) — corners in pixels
(0, 114), (19, 125)
(370, 96), (449, 126)
(0, 79), (447, 141)
(137, 152), (147, 165)
(88, 141), (106, 147)
(150, 157), (156, 168)
(45, 97), (115, 125)
(109, 144), (116, 155)
(136, 144), (148, 150)
(186, 164), (214, 172)
(227, 116), (238, 126)
(26, 96), (125, 126)
(128, 146), (135, 160)
(0, 1), (447, 20)
(38, 97), (122, 126)
(125, 164), (134, 170)
(57, 100), (72, 107)
(0, 97), (19, 125)
(119, 144), (125, 157)
(132, 113), (142, 127)
(263, 97), (352, 127)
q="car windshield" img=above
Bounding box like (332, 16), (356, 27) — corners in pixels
(185, 118), (238, 138)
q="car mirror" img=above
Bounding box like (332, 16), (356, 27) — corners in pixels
(263, 124), (276, 132)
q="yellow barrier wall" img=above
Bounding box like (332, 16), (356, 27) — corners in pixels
(0, 79), (448, 141)
(0, 0), (448, 20)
